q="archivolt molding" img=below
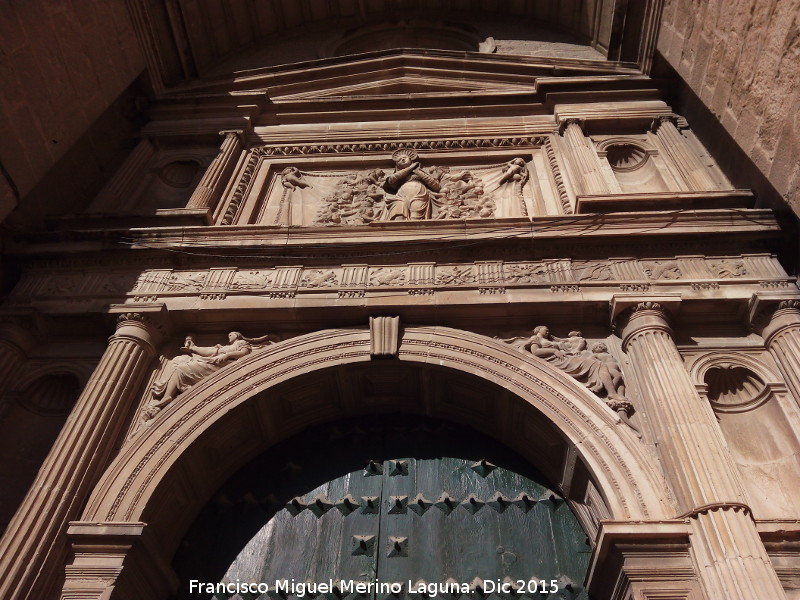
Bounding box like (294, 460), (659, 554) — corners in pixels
(82, 326), (671, 532)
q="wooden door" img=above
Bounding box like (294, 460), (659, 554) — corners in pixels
(178, 420), (590, 600)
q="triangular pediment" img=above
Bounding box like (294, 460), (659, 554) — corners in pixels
(269, 68), (536, 101)
(172, 50), (639, 98)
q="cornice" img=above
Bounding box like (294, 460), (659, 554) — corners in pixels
(7, 209), (781, 259)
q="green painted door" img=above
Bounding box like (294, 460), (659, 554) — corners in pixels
(177, 420), (590, 600)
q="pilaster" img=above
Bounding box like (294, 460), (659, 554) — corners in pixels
(0, 317), (36, 405)
(651, 116), (717, 191)
(559, 119), (608, 195)
(186, 130), (244, 212)
(618, 299), (786, 600)
(0, 306), (169, 600)
(88, 138), (156, 212)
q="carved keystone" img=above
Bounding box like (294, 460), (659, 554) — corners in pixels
(370, 316), (400, 358)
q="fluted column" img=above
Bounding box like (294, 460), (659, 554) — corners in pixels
(88, 138), (156, 212)
(186, 129), (244, 211)
(760, 300), (800, 405)
(0, 309), (166, 600)
(652, 116), (717, 190)
(621, 302), (786, 600)
(559, 119), (608, 195)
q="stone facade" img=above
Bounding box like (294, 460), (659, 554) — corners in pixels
(0, 3), (799, 600)
(659, 0), (800, 217)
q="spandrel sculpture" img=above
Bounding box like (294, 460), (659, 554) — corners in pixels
(500, 326), (640, 436)
(144, 331), (277, 422)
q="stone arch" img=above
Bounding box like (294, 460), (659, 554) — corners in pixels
(82, 326), (671, 554)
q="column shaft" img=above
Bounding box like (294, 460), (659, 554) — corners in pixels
(762, 303), (800, 405)
(622, 303), (786, 600)
(186, 130), (243, 210)
(0, 315), (160, 600)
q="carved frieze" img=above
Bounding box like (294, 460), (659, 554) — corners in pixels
(258, 137), (547, 157)
(368, 267), (406, 287)
(252, 150), (538, 227)
(230, 270), (273, 290)
(6, 254), (790, 305)
(299, 269), (340, 288)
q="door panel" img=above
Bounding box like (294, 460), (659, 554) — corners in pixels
(175, 419), (590, 600)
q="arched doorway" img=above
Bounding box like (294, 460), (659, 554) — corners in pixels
(175, 417), (590, 599)
(66, 326), (671, 600)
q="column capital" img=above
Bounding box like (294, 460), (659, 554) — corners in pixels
(748, 292), (800, 343)
(219, 129), (246, 145)
(558, 117), (586, 135)
(650, 114), (689, 133)
(611, 295), (682, 351)
(106, 304), (171, 357)
(650, 114), (677, 132)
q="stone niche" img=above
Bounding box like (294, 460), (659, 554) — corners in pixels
(233, 148), (561, 226)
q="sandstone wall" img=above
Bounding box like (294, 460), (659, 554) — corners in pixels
(658, 0), (800, 216)
(0, 0), (144, 222)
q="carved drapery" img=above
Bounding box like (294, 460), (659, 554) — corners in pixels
(0, 310), (165, 600)
(620, 302), (786, 600)
(186, 130), (243, 211)
(760, 300), (800, 405)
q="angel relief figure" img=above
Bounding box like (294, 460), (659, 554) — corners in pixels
(498, 326), (640, 436)
(142, 331), (279, 422)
